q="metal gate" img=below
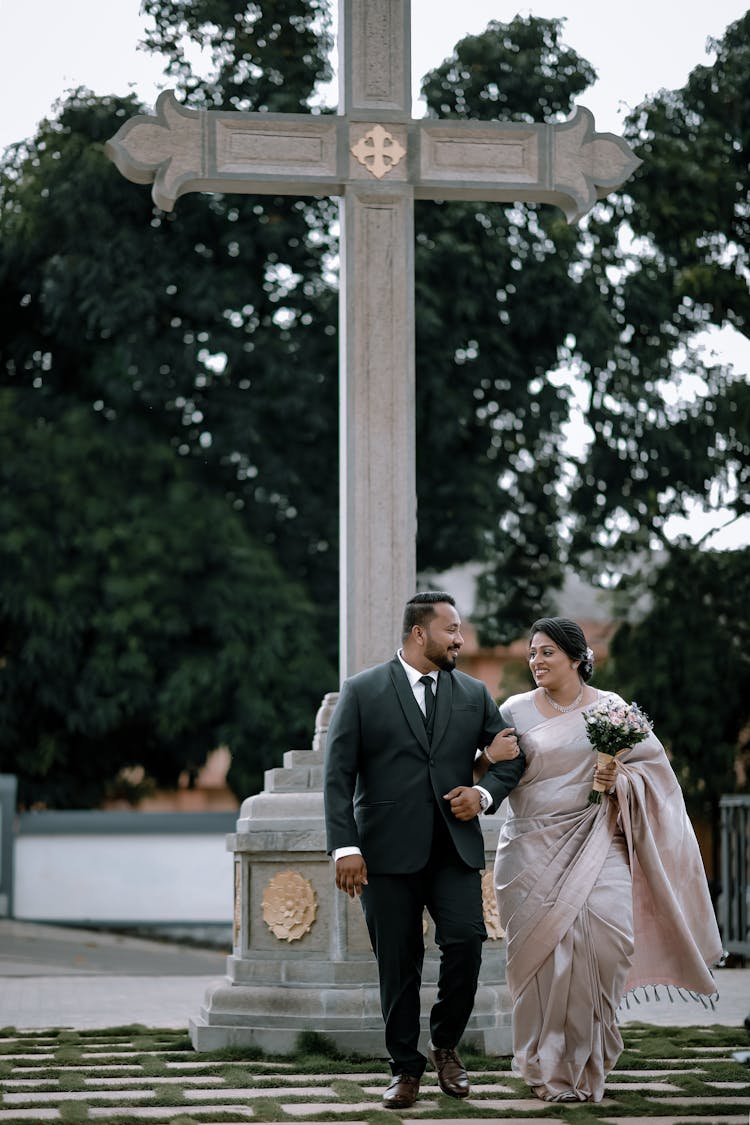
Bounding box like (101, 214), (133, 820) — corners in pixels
(0, 775), (17, 916)
(719, 794), (750, 957)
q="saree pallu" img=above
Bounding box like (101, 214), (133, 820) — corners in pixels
(494, 691), (722, 1103)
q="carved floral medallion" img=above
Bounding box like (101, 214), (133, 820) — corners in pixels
(261, 869), (317, 942)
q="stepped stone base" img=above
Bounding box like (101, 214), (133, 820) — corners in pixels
(190, 979), (512, 1055)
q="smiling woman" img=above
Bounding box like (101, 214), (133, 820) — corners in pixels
(527, 618), (596, 716)
(487, 615), (722, 1104)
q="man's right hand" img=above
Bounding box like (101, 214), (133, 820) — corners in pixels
(335, 854), (368, 898)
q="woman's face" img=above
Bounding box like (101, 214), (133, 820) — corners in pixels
(528, 631), (579, 690)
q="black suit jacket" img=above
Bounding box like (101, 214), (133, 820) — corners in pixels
(324, 655), (525, 873)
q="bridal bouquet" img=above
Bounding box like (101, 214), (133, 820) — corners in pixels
(583, 699), (652, 804)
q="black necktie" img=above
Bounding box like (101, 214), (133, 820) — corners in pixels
(419, 675), (435, 726)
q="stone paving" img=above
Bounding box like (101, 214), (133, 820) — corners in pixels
(2, 922), (749, 1121)
(0, 1024), (749, 1124)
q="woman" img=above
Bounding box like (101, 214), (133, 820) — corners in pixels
(486, 617), (722, 1104)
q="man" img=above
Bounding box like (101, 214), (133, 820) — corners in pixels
(324, 591), (525, 1109)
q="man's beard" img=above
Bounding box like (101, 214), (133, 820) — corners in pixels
(429, 648), (459, 672)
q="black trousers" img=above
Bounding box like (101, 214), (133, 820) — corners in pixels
(360, 811), (486, 1076)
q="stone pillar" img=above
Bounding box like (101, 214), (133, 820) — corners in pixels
(338, 183), (416, 678)
(189, 698), (513, 1054)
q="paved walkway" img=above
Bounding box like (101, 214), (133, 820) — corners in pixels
(1, 918), (748, 1031)
(1, 921), (750, 1124)
(0, 1023), (749, 1124)
(0, 920), (225, 1030)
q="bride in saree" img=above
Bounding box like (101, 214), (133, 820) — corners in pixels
(486, 617), (722, 1104)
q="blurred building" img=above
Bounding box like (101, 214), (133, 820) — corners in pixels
(421, 563), (618, 700)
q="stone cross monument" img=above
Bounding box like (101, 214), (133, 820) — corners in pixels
(106, 0), (639, 682)
(105, 0), (640, 1057)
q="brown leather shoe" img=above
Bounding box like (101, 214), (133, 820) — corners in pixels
(427, 1043), (470, 1098)
(382, 1073), (420, 1109)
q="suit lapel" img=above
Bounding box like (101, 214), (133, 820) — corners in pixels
(389, 657), (430, 753)
(431, 669), (453, 751)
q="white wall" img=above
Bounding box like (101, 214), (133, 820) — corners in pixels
(14, 832), (233, 924)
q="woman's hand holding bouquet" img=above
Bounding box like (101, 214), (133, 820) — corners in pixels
(583, 699), (652, 804)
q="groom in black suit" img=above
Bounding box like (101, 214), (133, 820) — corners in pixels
(324, 591), (525, 1108)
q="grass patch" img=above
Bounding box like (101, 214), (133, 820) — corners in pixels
(185, 1044), (268, 1063)
(329, 1078), (372, 1099)
(138, 1053), (169, 1077)
(54, 1045), (83, 1065)
(59, 1102), (91, 1123)
(699, 1058), (750, 1079)
(293, 1030), (345, 1060)
(58, 1070), (87, 1092)
(149, 1083), (187, 1106)
(463, 1049), (513, 1071)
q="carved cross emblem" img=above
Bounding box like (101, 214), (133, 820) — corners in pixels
(350, 124), (407, 179)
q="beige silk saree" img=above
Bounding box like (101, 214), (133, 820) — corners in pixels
(494, 690), (722, 1103)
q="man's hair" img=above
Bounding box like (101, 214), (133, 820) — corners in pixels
(402, 591), (455, 640)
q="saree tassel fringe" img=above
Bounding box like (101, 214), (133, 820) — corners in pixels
(621, 985), (718, 1009)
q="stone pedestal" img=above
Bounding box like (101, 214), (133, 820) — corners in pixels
(189, 695), (513, 1055)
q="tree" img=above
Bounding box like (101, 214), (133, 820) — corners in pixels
(602, 546), (750, 878)
(0, 388), (331, 807)
(0, 2), (342, 806)
(414, 17), (600, 640)
(552, 12), (750, 813)
(0, 45), (341, 649)
(414, 12), (750, 643)
(411, 12), (750, 814)
(605, 548), (750, 814)
(566, 11), (750, 573)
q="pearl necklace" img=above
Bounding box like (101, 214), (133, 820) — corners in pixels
(544, 687), (583, 713)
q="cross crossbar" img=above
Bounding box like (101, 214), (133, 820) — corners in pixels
(105, 0), (640, 679)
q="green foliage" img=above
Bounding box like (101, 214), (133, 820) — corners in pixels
(0, 389), (331, 807)
(415, 16), (602, 641)
(626, 12), (750, 331)
(0, 6), (341, 805)
(420, 14), (596, 121)
(140, 0), (333, 112)
(293, 1029), (345, 1059)
(0, 85), (340, 635)
(559, 11), (750, 806)
(567, 11), (750, 570)
(606, 547), (750, 815)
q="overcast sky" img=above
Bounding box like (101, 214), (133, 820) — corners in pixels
(1, 0), (748, 150)
(1, 0), (748, 547)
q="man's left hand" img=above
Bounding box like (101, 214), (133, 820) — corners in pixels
(443, 786), (481, 821)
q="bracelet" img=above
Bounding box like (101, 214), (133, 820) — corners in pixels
(482, 747), (494, 765)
